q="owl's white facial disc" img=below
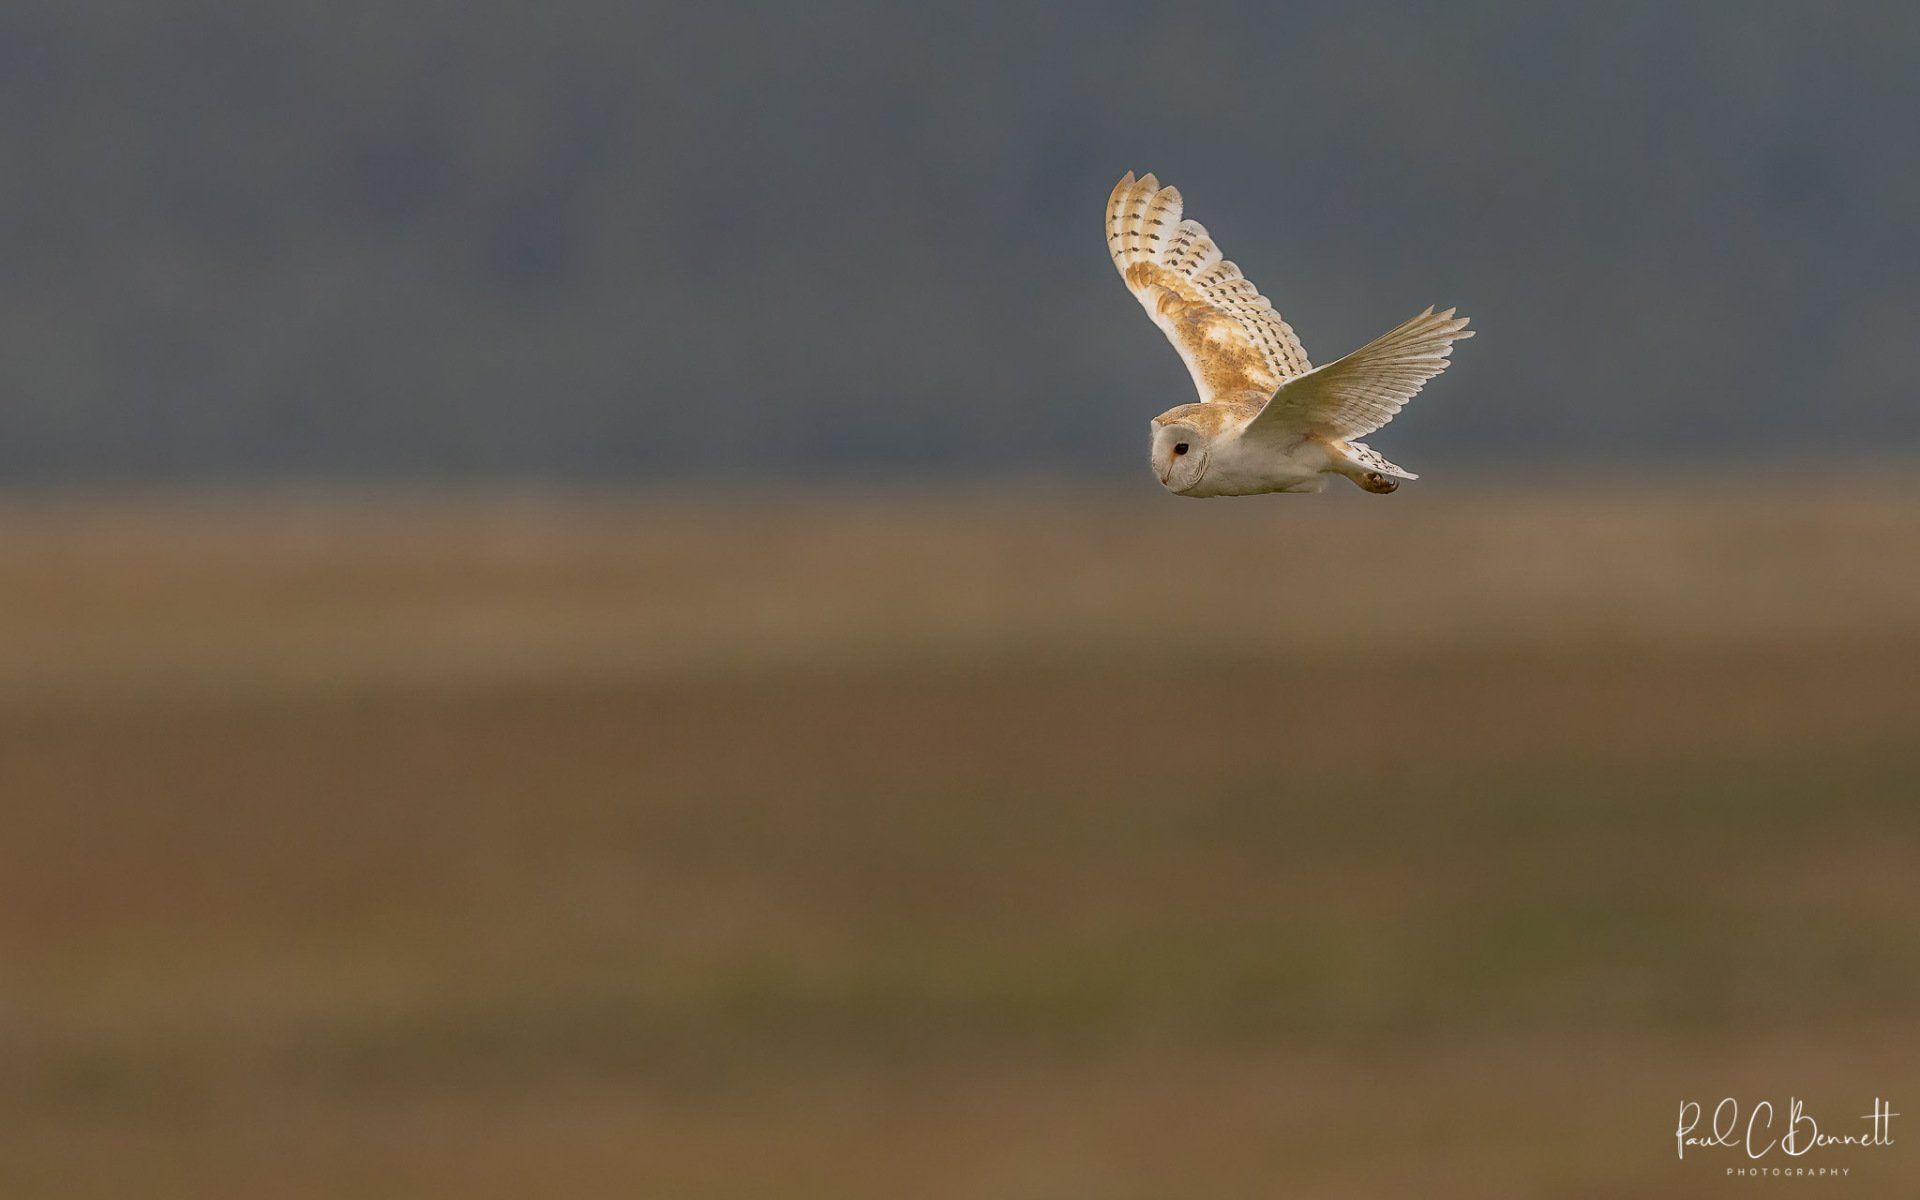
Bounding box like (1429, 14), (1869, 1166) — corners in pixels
(1150, 423), (1209, 494)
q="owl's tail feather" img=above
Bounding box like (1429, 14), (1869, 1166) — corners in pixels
(1337, 440), (1417, 481)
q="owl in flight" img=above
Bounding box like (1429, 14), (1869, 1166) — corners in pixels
(1107, 172), (1472, 496)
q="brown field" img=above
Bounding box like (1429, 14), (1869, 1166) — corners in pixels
(2, 480), (1917, 1197)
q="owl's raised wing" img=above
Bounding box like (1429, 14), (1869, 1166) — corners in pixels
(1106, 172), (1312, 406)
(1241, 306), (1472, 445)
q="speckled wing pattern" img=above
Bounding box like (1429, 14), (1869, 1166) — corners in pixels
(1244, 305), (1473, 443)
(1105, 172), (1312, 407)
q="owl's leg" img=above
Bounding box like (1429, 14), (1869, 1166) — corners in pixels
(1346, 471), (1398, 494)
(1327, 439), (1414, 494)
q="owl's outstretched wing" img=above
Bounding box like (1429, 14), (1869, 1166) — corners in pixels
(1242, 306), (1472, 445)
(1105, 172), (1312, 406)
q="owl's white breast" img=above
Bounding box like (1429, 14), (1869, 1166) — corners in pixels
(1184, 428), (1332, 497)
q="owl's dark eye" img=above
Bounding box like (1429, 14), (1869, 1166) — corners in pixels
(1173, 442), (1190, 456)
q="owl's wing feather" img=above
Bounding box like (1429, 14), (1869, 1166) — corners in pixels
(1243, 306), (1472, 443)
(1106, 172), (1312, 406)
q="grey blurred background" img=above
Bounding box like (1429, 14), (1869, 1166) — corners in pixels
(7, 6), (1920, 1198)
(4, 0), (1917, 483)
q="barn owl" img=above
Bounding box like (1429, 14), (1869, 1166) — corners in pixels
(1106, 172), (1472, 496)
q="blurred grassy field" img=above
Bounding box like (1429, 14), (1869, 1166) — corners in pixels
(2, 480), (1916, 1197)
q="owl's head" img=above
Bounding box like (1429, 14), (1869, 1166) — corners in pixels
(1149, 407), (1213, 494)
